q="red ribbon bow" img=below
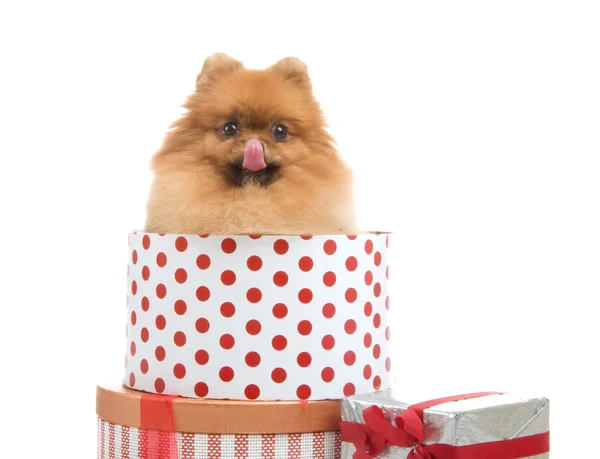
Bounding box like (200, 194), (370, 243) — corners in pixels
(340, 392), (550, 459)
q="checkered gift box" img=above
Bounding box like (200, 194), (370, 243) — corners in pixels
(97, 385), (342, 459)
(98, 418), (341, 459)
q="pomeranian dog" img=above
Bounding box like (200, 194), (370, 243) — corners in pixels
(145, 53), (358, 235)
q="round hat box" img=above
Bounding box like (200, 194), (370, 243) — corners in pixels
(125, 232), (391, 400)
(97, 385), (342, 459)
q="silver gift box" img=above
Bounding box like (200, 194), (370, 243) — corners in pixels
(341, 387), (549, 459)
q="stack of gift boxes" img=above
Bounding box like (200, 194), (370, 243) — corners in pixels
(96, 231), (549, 458)
(97, 231), (391, 458)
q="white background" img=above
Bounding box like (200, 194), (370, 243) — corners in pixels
(1, 1), (598, 457)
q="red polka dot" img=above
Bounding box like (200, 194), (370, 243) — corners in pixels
(173, 363), (186, 379)
(244, 384), (260, 400)
(373, 313), (381, 328)
(385, 357), (392, 372)
(322, 303), (336, 318)
(385, 327), (391, 341)
(344, 319), (357, 334)
(174, 299), (187, 315)
(321, 367), (335, 383)
(246, 288), (262, 303)
(297, 352), (312, 367)
(344, 351), (356, 366)
(386, 266), (390, 279)
(131, 311), (137, 326)
(155, 346), (166, 361)
(195, 350), (209, 365)
(175, 237), (188, 252)
(196, 286), (210, 301)
(364, 302), (373, 317)
(156, 283), (167, 299)
(298, 256), (313, 272)
(322, 335), (335, 350)
(364, 333), (372, 348)
(141, 328), (149, 342)
(155, 315), (166, 330)
(272, 303), (288, 319)
(142, 266), (150, 281)
(373, 376), (382, 390)
(245, 352), (261, 367)
(175, 268), (187, 284)
(297, 385), (312, 400)
(273, 271), (288, 287)
(345, 288), (358, 303)
(273, 239), (289, 254)
(174, 331), (187, 347)
(199, 233), (209, 238)
(129, 372), (135, 387)
(130, 341), (136, 356)
(221, 238), (237, 254)
(195, 318), (210, 333)
(132, 250), (138, 264)
(300, 235), (313, 240)
(155, 378), (165, 393)
(249, 234), (261, 239)
(220, 302), (235, 318)
(323, 239), (337, 255)
(386, 296), (390, 310)
(141, 296), (149, 311)
(194, 382), (209, 397)
(142, 235), (151, 249)
(298, 288), (313, 304)
(220, 334), (235, 349)
(221, 270), (236, 286)
(247, 256), (263, 271)
(271, 368), (287, 383)
(140, 359), (149, 374)
(364, 271), (373, 286)
(347, 235), (357, 240)
(374, 282), (382, 297)
(156, 252), (167, 267)
(345, 256), (358, 271)
(219, 366), (234, 382)
(373, 344), (381, 359)
(343, 383), (356, 396)
(272, 335), (287, 351)
(374, 251), (382, 266)
(196, 254), (211, 270)
(323, 271), (336, 287)
(131, 281), (137, 295)
(365, 239), (374, 254)
(363, 364), (372, 380)
(246, 320), (262, 335)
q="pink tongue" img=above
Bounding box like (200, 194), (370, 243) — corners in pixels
(243, 139), (266, 172)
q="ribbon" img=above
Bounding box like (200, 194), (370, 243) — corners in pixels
(340, 392), (550, 459)
(140, 394), (180, 459)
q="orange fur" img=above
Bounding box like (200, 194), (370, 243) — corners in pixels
(145, 54), (358, 235)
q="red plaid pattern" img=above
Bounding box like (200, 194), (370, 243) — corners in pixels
(98, 418), (341, 459)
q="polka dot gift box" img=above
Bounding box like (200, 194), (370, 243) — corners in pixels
(124, 232), (391, 401)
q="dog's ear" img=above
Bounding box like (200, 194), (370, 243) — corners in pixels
(196, 53), (243, 88)
(271, 57), (311, 88)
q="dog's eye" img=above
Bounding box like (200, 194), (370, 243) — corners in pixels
(271, 123), (288, 142)
(221, 121), (240, 138)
